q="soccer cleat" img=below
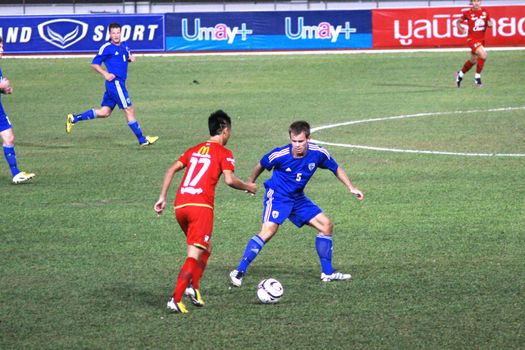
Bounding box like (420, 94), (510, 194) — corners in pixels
(229, 269), (245, 287)
(140, 135), (159, 147)
(66, 113), (75, 134)
(321, 271), (352, 282)
(455, 71), (463, 88)
(166, 298), (188, 314)
(12, 171), (35, 184)
(474, 77), (483, 87)
(185, 286), (205, 307)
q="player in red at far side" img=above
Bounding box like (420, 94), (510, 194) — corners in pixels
(455, 0), (493, 88)
(154, 110), (256, 314)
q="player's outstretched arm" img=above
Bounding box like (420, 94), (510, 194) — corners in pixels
(248, 162), (265, 183)
(335, 167), (364, 201)
(223, 170), (257, 194)
(154, 160), (184, 215)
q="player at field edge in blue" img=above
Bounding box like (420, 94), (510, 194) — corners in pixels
(66, 22), (158, 147)
(0, 36), (35, 184)
(229, 120), (364, 287)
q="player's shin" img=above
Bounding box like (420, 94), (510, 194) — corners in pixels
(192, 250), (210, 290)
(316, 234), (334, 274)
(74, 109), (96, 122)
(461, 60), (474, 74)
(173, 257), (198, 302)
(3, 145), (20, 176)
(237, 235), (265, 273)
(127, 120), (145, 144)
(476, 58), (485, 73)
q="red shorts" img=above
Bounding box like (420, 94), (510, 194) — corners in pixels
(467, 39), (485, 54)
(175, 205), (214, 250)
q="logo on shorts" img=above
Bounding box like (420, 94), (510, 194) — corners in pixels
(204, 235), (210, 242)
(308, 163), (316, 171)
(272, 210), (279, 219)
(37, 19), (89, 49)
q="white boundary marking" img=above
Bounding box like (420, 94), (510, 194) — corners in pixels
(310, 107), (525, 157)
(4, 46), (525, 59)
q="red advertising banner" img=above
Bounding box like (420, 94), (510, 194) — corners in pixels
(373, 5), (525, 48)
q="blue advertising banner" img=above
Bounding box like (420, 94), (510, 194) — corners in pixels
(165, 11), (372, 51)
(0, 15), (165, 53)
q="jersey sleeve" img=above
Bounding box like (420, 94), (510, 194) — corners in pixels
(260, 147), (282, 170)
(177, 148), (191, 167)
(461, 10), (468, 22)
(317, 148), (339, 173)
(220, 148), (235, 172)
(485, 10), (492, 22)
(91, 44), (110, 65)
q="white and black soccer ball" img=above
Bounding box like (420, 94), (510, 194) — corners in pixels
(257, 278), (284, 304)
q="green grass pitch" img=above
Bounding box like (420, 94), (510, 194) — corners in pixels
(0, 50), (524, 349)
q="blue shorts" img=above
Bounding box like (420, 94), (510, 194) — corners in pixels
(0, 113), (12, 132)
(101, 79), (132, 110)
(262, 187), (322, 228)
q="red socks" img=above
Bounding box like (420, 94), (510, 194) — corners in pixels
(173, 257), (198, 302)
(461, 60), (474, 74)
(172, 251), (211, 302)
(476, 58), (485, 74)
(192, 250), (210, 290)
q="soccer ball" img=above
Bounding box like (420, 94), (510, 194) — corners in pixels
(257, 278), (284, 304)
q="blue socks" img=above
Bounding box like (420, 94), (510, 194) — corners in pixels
(316, 234), (335, 274)
(236, 233), (335, 275)
(73, 109), (96, 123)
(127, 120), (145, 144)
(3, 145), (20, 177)
(237, 235), (265, 273)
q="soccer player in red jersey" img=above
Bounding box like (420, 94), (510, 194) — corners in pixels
(455, 0), (493, 87)
(154, 110), (256, 314)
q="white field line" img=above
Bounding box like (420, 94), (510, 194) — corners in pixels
(310, 106), (525, 157)
(4, 46), (525, 59)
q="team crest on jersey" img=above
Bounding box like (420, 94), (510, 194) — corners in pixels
(272, 210), (279, 219)
(37, 19), (89, 49)
(308, 163), (316, 171)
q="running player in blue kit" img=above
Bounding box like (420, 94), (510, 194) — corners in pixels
(66, 23), (158, 147)
(229, 121), (364, 286)
(0, 36), (35, 184)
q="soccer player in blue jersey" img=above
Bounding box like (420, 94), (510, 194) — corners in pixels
(66, 22), (158, 147)
(229, 121), (364, 286)
(0, 36), (35, 184)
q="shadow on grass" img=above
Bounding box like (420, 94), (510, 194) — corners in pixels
(90, 282), (165, 311)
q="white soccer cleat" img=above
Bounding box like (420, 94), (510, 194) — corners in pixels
(229, 269), (245, 287)
(12, 171), (35, 184)
(321, 271), (352, 282)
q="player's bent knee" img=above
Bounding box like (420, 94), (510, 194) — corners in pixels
(1, 132), (15, 145)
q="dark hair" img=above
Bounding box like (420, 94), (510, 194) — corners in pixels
(208, 110), (231, 136)
(0, 36), (3, 44)
(289, 120), (311, 138)
(108, 23), (122, 31)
